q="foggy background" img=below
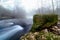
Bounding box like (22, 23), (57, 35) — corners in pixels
(0, 0), (60, 19)
(0, 0), (60, 40)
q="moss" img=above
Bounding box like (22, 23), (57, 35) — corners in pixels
(31, 14), (58, 32)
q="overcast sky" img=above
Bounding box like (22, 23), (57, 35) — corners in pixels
(0, 0), (60, 19)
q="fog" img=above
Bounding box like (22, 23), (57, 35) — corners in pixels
(0, 0), (60, 40)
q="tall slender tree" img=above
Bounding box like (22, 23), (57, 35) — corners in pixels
(56, 0), (58, 14)
(41, 0), (43, 14)
(52, 0), (54, 14)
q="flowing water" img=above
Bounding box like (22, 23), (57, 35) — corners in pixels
(0, 19), (32, 40)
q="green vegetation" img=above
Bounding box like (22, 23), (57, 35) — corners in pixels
(31, 14), (58, 32)
(20, 14), (60, 40)
(20, 32), (60, 40)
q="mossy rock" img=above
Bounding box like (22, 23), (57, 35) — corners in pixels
(31, 14), (58, 32)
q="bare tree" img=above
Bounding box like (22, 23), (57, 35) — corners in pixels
(41, 0), (43, 14)
(52, 0), (54, 14)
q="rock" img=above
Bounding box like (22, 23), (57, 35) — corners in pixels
(57, 29), (60, 31)
(57, 24), (60, 28)
(50, 25), (60, 35)
(34, 32), (39, 35)
(54, 26), (58, 29)
(42, 29), (48, 33)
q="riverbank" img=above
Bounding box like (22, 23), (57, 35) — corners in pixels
(20, 22), (60, 40)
